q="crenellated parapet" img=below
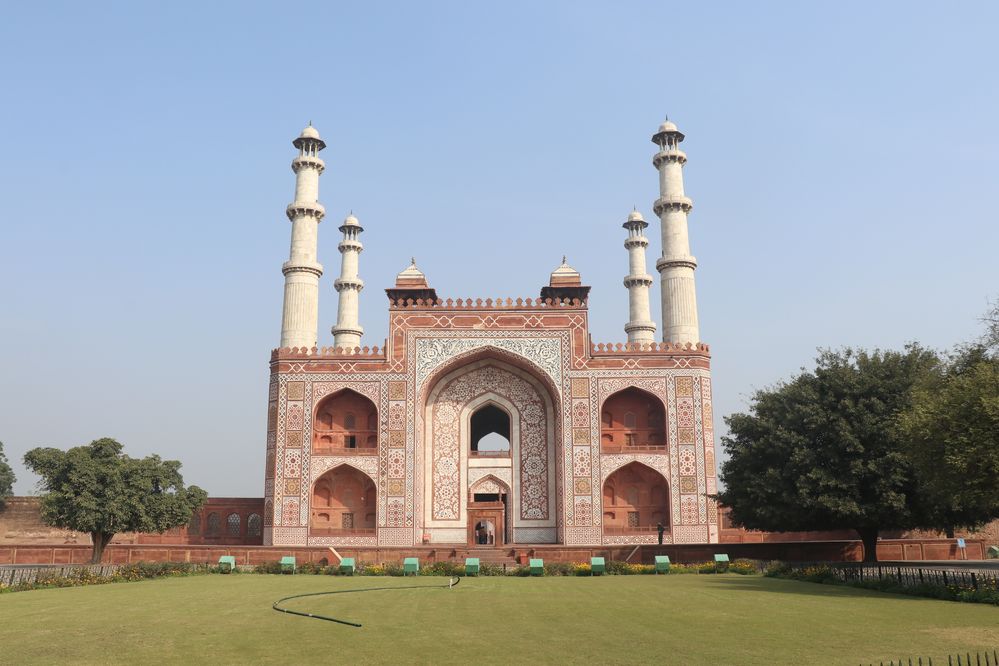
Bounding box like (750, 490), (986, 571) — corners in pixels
(389, 296), (588, 310)
(271, 345), (387, 360)
(590, 341), (710, 355)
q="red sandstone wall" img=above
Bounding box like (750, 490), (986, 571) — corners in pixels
(1, 497), (264, 547)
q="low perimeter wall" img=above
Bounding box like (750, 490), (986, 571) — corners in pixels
(0, 538), (985, 566)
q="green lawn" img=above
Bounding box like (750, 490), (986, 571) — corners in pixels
(1, 574), (996, 665)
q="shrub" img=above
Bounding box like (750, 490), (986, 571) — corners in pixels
(542, 562), (574, 577)
(419, 561), (464, 577)
(729, 559), (758, 575)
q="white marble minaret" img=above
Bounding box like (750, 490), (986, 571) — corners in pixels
(279, 125), (326, 349)
(331, 213), (364, 349)
(622, 210), (656, 344)
(652, 119), (700, 345)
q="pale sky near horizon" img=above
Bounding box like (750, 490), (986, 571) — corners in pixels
(1, 2), (996, 496)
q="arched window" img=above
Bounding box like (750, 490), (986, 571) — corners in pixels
(624, 412), (637, 428)
(344, 413), (356, 429)
(226, 513), (241, 537)
(470, 404), (511, 455)
(188, 514), (201, 535)
(601, 411), (612, 427)
(247, 513), (262, 537)
(206, 512), (221, 536)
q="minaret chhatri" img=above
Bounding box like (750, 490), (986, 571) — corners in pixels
(279, 124), (326, 349)
(622, 210), (656, 344)
(652, 119), (700, 345)
(331, 213), (364, 349)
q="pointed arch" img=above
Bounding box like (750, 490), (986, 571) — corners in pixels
(421, 353), (561, 543)
(602, 461), (669, 538)
(310, 463), (377, 535)
(600, 386), (667, 453)
(313, 388), (378, 454)
(469, 473), (511, 498)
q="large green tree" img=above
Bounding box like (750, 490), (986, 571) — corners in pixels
(23, 438), (206, 563)
(0, 440), (15, 508)
(718, 346), (939, 562)
(900, 344), (999, 537)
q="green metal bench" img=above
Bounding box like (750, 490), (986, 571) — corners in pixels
(280, 556), (296, 574)
(403, 557), (419, 575)
(339, 557), (355, 575)
(217, 555), (236, 573)
(655, 555), (671, 574)
(529, 558), (544, 576)
(465, 557), (480, 576)
(590, 557), (605, 575)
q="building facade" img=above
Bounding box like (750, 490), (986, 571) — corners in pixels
(263, 121), (719, 548)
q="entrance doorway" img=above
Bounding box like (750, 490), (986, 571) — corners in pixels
(468, 500), (505, 547)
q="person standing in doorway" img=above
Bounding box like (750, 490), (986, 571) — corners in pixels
(656, 522), (665, 545)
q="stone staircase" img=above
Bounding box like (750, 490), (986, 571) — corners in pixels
(463, 548), (519, 567)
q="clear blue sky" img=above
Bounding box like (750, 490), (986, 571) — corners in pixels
(1, 2), (996, 495)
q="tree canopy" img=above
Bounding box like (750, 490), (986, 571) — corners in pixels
(900, 344), (999, 536)
(718, 346), (940, 561)
(23, 438), (206, 563)
(0, 440), (15, 509)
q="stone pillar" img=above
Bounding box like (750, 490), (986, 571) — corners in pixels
(280, 125), (326, 349)
(331, 214), (364, 350)
(622, 210), (656, 344)
(652, 119), (700, 345)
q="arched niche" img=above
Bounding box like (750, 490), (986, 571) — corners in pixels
(600, 387), (667, 453)
(310, 465), (377, 535)
(313, 388), (378, 454)
(602, 462), (669, 536)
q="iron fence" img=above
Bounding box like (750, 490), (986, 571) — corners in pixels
(861, 649), (998, 665)
(0, 564), (124, 586)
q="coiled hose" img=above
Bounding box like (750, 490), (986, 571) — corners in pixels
(272, 576), (461, 627)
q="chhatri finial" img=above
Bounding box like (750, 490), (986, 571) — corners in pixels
(411, 257), (416, 266)
(561, 255), (567, 265)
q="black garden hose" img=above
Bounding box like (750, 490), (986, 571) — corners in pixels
(272, 576), (461, 627)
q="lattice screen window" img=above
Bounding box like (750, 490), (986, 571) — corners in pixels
(206, 513), (221, 535)
(188, 515), (200, 535)
(226, 513), (241, 536)
(627, 511), (640, 528)
(341, 513), (354, 529)
(247, 513), (262, 537)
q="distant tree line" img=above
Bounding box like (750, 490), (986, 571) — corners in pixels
(718, 301), (999, 561)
